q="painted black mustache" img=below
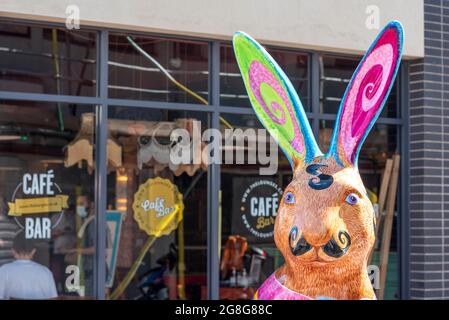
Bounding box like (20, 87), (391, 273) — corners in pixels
(289, 226), (312, 256)
(322, 231), (351, 258)
(289, 227), (351, 258)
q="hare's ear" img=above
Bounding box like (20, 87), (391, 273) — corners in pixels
(329, 21), (403, 167)
(233, 32), (321, 169)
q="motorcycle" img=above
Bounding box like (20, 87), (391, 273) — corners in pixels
(135, 243), (177, 300)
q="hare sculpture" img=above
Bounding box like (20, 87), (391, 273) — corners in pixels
(233, 21), (403, 300)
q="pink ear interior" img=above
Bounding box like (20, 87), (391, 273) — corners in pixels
(337, 27), (400, 166)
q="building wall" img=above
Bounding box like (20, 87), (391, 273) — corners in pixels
(409, 0), (449, 299)
(3, 0), (449, 300)
(0, 0), (424, 58)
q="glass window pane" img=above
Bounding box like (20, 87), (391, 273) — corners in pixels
(220, 44), (310, 110)
(0, 101), (95, 299)
(219, 114), (290, 299)
(109, 34), (209, 103)
(106, 107), (208, 300)
(320, 55), (398, 117)
(0, 22), (97, 96)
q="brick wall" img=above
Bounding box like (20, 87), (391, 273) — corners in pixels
(409, 0), (449, 300)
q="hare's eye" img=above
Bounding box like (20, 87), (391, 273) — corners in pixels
(284, 192), (295, 204)
(345, 193), (359, 205)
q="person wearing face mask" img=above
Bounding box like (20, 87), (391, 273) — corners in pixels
(66, 195), (95, 296)
(76, 195), (89, 219)
(66, 195), (111, 297)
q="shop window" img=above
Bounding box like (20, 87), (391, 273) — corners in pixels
(0, 101), (95, 299)
(320, 56), (398, 117)
(319, 120), (400, 299)
(109, 34), (209, 104)
(219, 114), (290, 300)
(220, 45), (310, 110)
(105, 106), (208, 300)
(0, 22), (96, 96)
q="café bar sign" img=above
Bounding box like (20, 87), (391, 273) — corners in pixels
(232, 178), (282, 243)
(133, 177), (184, 237)
(8, 170), (68, 239)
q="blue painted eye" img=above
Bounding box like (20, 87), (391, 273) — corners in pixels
(284, 192), (295, 204)
(345, 193), (359, 205)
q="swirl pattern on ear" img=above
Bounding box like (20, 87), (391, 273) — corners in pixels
(330, 21), (403, 167)
(232, 31), (322, 168)
(249, 60), (303, 154)
(340, 41), (395, 164)
(352, 64), (383, 136)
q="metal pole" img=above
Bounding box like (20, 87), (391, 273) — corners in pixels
(207, 41), (221, 300)
(94, 29), (108, 300)
(310, 52), (320, 137)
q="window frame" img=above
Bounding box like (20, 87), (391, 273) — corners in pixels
(0, 17), (409, 300)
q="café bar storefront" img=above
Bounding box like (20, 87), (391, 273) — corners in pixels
(0, 18), (410, 300)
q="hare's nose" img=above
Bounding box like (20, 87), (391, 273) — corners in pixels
(322, 231), (351, 258)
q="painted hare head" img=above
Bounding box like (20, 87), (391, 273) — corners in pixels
(233, 21), (403, 299)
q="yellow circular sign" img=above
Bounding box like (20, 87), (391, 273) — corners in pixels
(133, 177), (184, 237)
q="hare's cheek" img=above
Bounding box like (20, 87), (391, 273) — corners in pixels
(276, 205), (295, 223)
(274, 216), (291, 250)
(274, 208), (295, 235)
(343, 204), (374, 240)
(357, 202), (376, 230)
(339, 207), (363, 237)
(274, 215), (291, 240)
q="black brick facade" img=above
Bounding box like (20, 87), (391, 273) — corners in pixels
(408, 0), (449, 299)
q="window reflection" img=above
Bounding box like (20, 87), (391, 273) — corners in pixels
(219, 114), (289, 300)
(109, 35), (209, 103)
(0, 20), (404, 301)
(0, 22), (96, 96)
(0, 101), (95, 299)
(106, 107), (208, 300)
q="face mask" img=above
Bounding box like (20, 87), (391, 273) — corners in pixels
(76, 205), (87, 218)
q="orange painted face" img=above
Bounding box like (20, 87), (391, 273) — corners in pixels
(274, 156), (375, 269)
